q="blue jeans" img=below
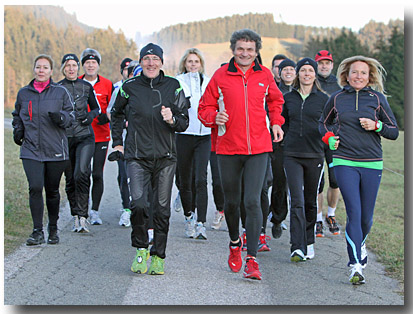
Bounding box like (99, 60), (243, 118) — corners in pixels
(334, 165), (382, 265)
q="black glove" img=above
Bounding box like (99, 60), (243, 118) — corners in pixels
(97, 113), (110, 125)
(75, 110), (87, 121)
(13, 129), (24, 146)
(80, 112), (94, 126)
(48, 111), (63, 126)
(107, 150), (124, 162)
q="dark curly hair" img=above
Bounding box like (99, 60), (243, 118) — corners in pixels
(230, 29), (262, 53)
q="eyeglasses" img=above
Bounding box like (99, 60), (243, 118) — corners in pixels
(142, 56), (161, 62)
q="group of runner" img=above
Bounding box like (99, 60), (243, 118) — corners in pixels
(12, 28), (399, 284)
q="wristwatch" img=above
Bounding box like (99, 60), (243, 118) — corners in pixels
(375, 120), (380, 131)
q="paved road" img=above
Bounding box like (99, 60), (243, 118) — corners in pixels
(4, 150), (404, 306)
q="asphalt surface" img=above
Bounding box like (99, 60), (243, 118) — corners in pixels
(4, 143), (404, 306)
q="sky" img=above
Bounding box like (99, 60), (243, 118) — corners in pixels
(5, 0), (406, 40)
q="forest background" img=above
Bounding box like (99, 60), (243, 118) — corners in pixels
(3, 5), (404, 129)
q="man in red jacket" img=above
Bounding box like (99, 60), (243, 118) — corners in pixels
(79, 48), (114, 226)
(198, 29), (284, 280)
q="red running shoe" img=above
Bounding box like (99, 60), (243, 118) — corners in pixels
(228, 237), (243, 272)
(257, 233), (271, 252)
(243, 256), (262, 280)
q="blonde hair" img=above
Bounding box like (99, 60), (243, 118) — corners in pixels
(178, 48), (205, 75)
(337, 55), (386, 94)
(34, 54), (54, 70)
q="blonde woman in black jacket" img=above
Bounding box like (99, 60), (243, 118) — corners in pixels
(282, 58), (328, 262)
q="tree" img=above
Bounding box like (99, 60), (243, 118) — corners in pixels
(374, 27), (404, 129)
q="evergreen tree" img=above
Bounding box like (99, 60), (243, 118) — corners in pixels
(374, 27), (404, 129)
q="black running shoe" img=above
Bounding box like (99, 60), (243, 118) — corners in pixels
(47, 225), (59, 244)
(315, 221), (324, 238)
(272, 223), (282, 239)
(26, 229), (45, 246)
(325, 215), (340, 235)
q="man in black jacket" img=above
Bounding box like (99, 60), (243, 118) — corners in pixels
(314, 50), (342, 237)
(111, 43), (189, 275)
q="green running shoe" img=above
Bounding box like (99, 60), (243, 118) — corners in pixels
(290, 249), (307, 262)
(131, 248), (149, 274)
(148, 255), (165, 275)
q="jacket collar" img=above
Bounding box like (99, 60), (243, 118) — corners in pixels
(227, 57), (262, 74)
(79, 74), (101, 84)
(29, 78), (53, 91)
(292, 84), (319, 96)
(343, 84), (372, 93)
(140, 70), (164, 86)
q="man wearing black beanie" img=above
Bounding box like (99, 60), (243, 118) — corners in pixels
(139, 43), (164, 64)
(111, 43), (189, 275)
(120, 58), (132, 76)
(79, 47), (114, 226)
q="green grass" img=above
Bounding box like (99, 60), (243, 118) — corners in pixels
(4, 128), (33, 255)
(334, 131), (404, 292)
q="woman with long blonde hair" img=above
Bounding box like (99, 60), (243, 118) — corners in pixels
(175, 48), (212, 239)
(319, 55), (399, 284)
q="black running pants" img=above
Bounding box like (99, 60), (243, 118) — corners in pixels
(127, 158), (176, 259)
(218, 153), (268, 257)
(91, 141), (108, 211)
(22, 159), (67, 230)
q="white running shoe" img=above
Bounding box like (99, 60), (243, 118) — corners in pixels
(211, 210), (224, 230)
(89, 210), (102, 225)
(185, 213), (196, 238)
(119, 209), (131, 227)
(78, 216), (90, 233)
(148, 228), (154, 244)
(173, 193), (183, 212)
(349, 263), (365, 285)
(290, 249), (306, 262)
(72, 215), (79, 232)
(195, 222), (207, 240)
(306, 244), (315, 259)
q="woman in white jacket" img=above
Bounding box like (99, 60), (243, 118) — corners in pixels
(175, 48), (211, 239)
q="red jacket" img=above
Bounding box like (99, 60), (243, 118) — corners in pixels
(79, 74), (114, 142)
(198, 58), (284, 155)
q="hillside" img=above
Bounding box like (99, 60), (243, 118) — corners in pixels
(3, 5), (404, 128)
(194, 38), (295, 76)
(11, 5), (95, 33)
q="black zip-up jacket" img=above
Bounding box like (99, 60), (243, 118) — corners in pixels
(319, 85), (399, 162)
(58, 78), (100, 138)
(317, 74), (341, 96)
(282, 85), (329, 158)
(12, 79), (74, 161)
(278, 80), (294, 95)
(111, 70), (190, 161)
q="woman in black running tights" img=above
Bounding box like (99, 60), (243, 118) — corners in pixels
(12, 54), (74, 245)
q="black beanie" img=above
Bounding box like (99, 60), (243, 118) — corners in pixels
(278, 58), (296, 76)
(120, 58), (133, 74)
(296, 57), (318, 74)
(139, 43), (163, 63)
(61, 53), (79, 66)
(81, 48), (101, 66)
